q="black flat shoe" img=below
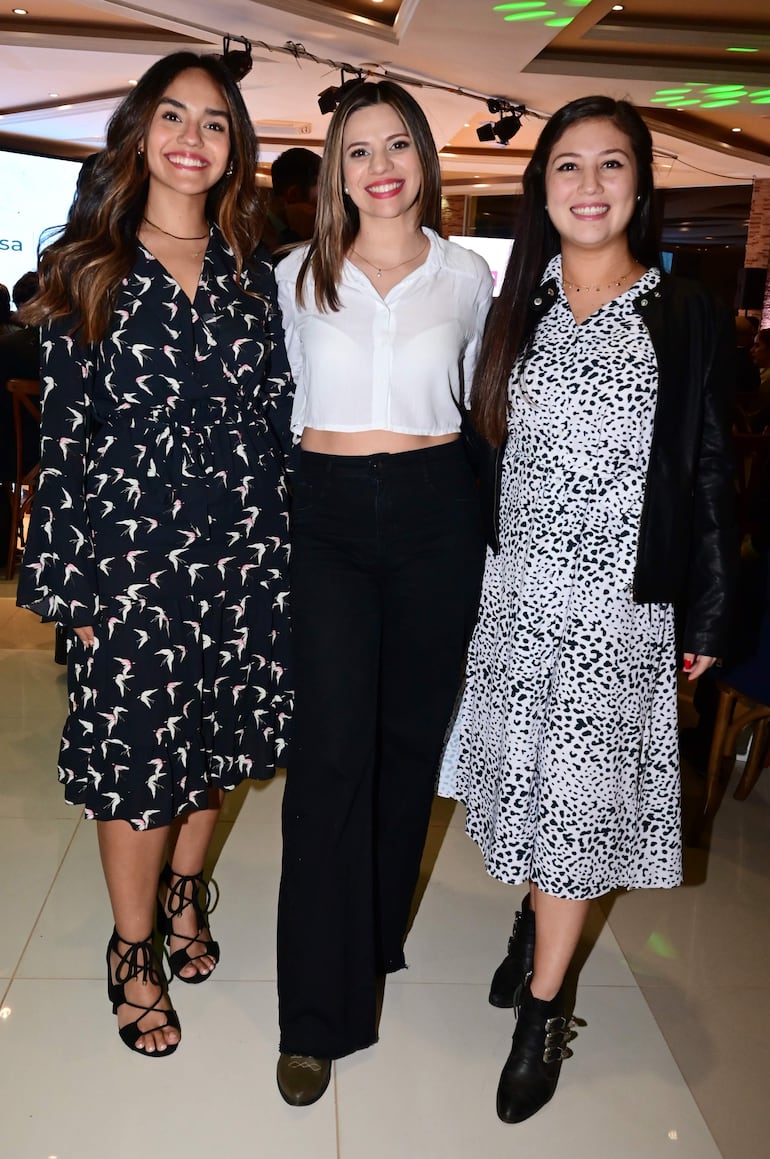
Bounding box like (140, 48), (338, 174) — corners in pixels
(489, 893), (536, 1009)
(276, 1053), (332, 1106)
(106, 928), (181, 1057)
(496, 983), (575, 1123)
(157, 863), (220, 984)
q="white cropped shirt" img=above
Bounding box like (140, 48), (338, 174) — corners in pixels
(275, 228), (493, 436)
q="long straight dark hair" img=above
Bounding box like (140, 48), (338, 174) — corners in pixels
(471, 96), (661, 445)
(25, 52), (264, 344)
(296, 80), (443, 312)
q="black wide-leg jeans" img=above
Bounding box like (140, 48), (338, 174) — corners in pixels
(277, 441), (484, 1059)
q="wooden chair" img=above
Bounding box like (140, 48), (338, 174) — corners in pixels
(4, 377), (41, 580)
(699, 679), (770, 831)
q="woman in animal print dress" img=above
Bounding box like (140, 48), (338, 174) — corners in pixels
(17, 53), (293, 1057)
(439, 96), (736, 1122)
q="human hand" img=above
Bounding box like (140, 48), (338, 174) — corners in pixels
(682, 653), (716, 681)
(73, 625), (95, 646)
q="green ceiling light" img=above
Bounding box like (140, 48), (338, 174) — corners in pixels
(750, 95), (770, 104)
(494, 0), (588, 29)
(701, 99), (741, 107)
(703, 85), (747, 94)
(749, 89), (770, 98)
(655, 88), (692, 96)
(671, 99), (702, 107)
(727, 46), (759, 53)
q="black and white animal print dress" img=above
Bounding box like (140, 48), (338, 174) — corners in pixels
(18, 229), (294, 830)
(439, 258), (682, 899)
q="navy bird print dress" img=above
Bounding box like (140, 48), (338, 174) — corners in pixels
(18, 228), (294, 830)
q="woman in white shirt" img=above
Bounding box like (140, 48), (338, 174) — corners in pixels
(275, 80), (493, 1105)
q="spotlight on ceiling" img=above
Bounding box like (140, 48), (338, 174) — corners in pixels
(221, 35), (253, 82)
(495, 113), (522, 144)
(318, 72), (365, 114)
(476, 121), (497, 143)
(476, 103), (523, 146)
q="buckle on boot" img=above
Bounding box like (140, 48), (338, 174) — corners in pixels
(542, 1016), (576, 1062)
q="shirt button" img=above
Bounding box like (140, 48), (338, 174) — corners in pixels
(533, 296), (543, 306)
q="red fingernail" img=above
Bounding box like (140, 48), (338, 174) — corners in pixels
(683, 658), (693, 671)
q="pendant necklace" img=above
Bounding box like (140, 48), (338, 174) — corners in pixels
(562, 265), (639, 293)
(351, 235), (429, 279)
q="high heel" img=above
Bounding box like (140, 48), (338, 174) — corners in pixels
(156, 863), (220, 984)
(489, 893), (536, 1009)
(496, 982), (575, 1123)
(106, 928), (181, 1057)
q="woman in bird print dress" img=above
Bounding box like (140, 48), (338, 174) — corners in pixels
(17, 52), (294, 1057)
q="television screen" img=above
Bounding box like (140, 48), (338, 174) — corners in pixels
(0, 151), (81, 290)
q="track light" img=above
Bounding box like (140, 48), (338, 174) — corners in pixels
(495, 113), (521, 144)
(221, 35), (253, 82)
(476, 103), (523, 146)
(318, 71), (365, 114)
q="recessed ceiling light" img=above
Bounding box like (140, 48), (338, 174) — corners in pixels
(128, 78), (138, 85)
(48, 91), (58, 98)
(612, 4), (624, 10)
(12, 7), (28, 14)
(731, 126), (742, 132)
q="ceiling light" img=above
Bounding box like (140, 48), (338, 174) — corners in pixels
(318, 73), (364, 114)
(48, 92), (58, 98)
(476, 122), (497, 143)
(612, 4), (624, 10)
(731, 126), (742, 132)
(12, 7), (28, 13)
(221, 34), (253, 82)
(477, 102), (522, 146)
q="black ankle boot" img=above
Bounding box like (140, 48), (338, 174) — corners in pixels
(496, 983), (574, 1124)
(489, 894), (536, 1008)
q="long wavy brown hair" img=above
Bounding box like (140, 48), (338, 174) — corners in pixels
(296, 80), (442, 312)
(471, 96), (661, 446)
(25, 52), (264, 344)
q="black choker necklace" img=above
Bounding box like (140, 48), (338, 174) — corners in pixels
(142, 216), (209, 241)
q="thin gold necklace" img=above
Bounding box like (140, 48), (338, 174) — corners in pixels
(562, 265), (639, 293)
(143, 216), (209, 241)
(351, 236), (428, 279)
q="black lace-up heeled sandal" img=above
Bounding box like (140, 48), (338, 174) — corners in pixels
(106, 928), (181, 1057)
(156, 863), (220, 984)
(496, 982), (576, 1123)
(489, 893), (536, 1009)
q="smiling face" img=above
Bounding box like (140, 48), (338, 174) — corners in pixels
(544, 117), (638, 256)
(341, 102), (423, 227)
(143, 68), (231, 200)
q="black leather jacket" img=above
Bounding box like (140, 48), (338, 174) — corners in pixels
(480, 273), (737, 658)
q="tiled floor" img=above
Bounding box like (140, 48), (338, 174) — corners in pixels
(1, 590), (768, 1158)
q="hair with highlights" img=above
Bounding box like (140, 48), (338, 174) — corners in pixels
(296, 80), (442, 312)
(25, 52), (264, 343)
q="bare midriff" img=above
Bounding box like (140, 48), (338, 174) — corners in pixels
(300, 429), (460, 455)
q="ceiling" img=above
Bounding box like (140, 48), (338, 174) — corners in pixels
(0, 0), (769, 195)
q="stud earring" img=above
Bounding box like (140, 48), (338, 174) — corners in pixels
(137, 147), (144, 158)
(226, 163), (234, 176)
